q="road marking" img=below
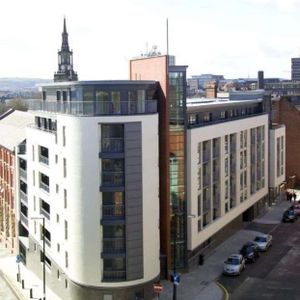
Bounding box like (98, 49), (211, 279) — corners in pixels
(215, 280), (229, 300)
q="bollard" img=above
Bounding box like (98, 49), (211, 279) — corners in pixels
(21, 279), (24, 289)
(29, 288), (33, 298)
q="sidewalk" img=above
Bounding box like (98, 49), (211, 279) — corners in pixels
(159, 198), (291, 300)
(0, 243), (60, 300)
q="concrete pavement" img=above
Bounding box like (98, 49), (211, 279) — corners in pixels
(0, 243), (60, 300)
(159, 198), (291, 300)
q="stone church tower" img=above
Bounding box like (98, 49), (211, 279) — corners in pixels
(54, 18), (78, 82)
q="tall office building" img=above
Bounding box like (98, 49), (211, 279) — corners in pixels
(54, 18), (78, 82)
(291, 57), (300, 81)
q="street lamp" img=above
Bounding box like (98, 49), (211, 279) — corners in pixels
(31, 216), (46, 300)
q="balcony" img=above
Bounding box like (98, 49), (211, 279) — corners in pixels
(102, 172), (124, 187)
(40, 182), (49, 193)
(101, 138), (124, 153)
(20, 168), (27, 180)
(102, 238), (125, 254)
(102, 270), (126, 282)
(45, 236), (51, 248)
(20, 190), (28, 204)
(102, 205), (125, 219)
(40, 208), (50, 220)
(18, 144), (26, 155)
(39, 155), (49, 166)
(28, 99), (157, 116)
(20, 213), (28, 227)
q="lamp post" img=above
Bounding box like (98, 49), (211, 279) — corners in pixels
(31, 216), (46, 300)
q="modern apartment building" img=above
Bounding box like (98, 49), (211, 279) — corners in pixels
(21, 81), (160, 300)
(185, 98), (284, 264)
(0, 109), (33, 253)
(291, 57), (300, 81)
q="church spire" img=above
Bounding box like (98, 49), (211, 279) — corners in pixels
(54, 17), (78, 82)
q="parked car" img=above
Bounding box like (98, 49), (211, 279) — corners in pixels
(223, 254), (246, 276)
(291, 204), (300, 216)
(253, 234), (272, 251)
(282, 209), (297, 222)
(240, 242), (260, 262)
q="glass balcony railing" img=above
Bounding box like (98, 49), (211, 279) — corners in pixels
(102, 172), (124, 187)
(101, 138), (124, 153)
(40, 208), (50, 220)
(28, 100), (157, 116)
(102, 238), (125, 254)
(40, 182), (49, 193)
(20, 213), (28, 227)
(20, 191), (28, 204)
(39, 155), (49, 165)
(20, 168), (27, 180)
(102, 205), (125, 218)
(102, 270), (126, 282)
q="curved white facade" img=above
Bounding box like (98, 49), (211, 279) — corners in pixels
(27, 113), (160, 288)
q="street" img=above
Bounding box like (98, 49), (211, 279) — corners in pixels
(218, 218), (300, 300)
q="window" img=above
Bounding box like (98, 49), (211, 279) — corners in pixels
(64, 220), (68, 240)
(224, 135), (228, 154)
(111, 91), (121, 114)
(63, 158), (67, 177)
(62, 126), (66, 146)
(33, 196), (36, 211)
(64, 189), (67, 209)
(32, 145), (35, 161)
(34, 221), (37, 234)
(56, 214), (59, 223)
(225, 202), (229, 213)
(57, 243), (60, 253)
(55, 155), (58, 164)
(33, 171), (35, 186)
(56, 184), (59, 193)
(65, 279), (68, 289)
(65, 251), (68, 268)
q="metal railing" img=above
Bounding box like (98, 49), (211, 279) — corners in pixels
(102, 172), (124, 187)
(39, 155), (49, 165)
(40, 182), (49, 193)
(101, 138), (124, 153)
(28, 99), (157, 116)
(45, 237), (51, 248)
(102, 238), (125, 253)
(20, 213), (28, 227)
(40, 208), (50, 220)
(20, 168), (27, 180)
(102, 270), (126, 282)
(20, 190), (28, 204)
(102, 205), (125, 218)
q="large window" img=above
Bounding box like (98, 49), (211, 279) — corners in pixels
(102, 192), (124, 218)
(101, 124), (124, 153)
(102, 159), (124, 186)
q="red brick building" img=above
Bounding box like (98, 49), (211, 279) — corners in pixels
(0, 109), (33, 253)
(272, 97), (300, 186)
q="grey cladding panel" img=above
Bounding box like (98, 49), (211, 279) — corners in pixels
(124, 122), (144, 280)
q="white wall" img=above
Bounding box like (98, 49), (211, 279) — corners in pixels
(26, 113), (160, 288)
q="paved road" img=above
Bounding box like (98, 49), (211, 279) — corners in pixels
(218, 218), (300, 300)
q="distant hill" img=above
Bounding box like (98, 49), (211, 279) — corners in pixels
(0, 78), (52, 92)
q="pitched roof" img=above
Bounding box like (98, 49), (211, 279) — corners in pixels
(0, 109), (34, 151)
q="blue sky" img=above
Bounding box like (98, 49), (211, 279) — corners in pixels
(1, 0), (300, 80)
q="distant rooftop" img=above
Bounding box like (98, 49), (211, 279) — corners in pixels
(0, 109), (34, 151)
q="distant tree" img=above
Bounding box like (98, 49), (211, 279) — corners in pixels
(6, 98), (28, 111)
(0, 103), (6, 115)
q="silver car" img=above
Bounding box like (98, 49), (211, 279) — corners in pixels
(223, 254), (245, 276)
(253, 234), (272, 251)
